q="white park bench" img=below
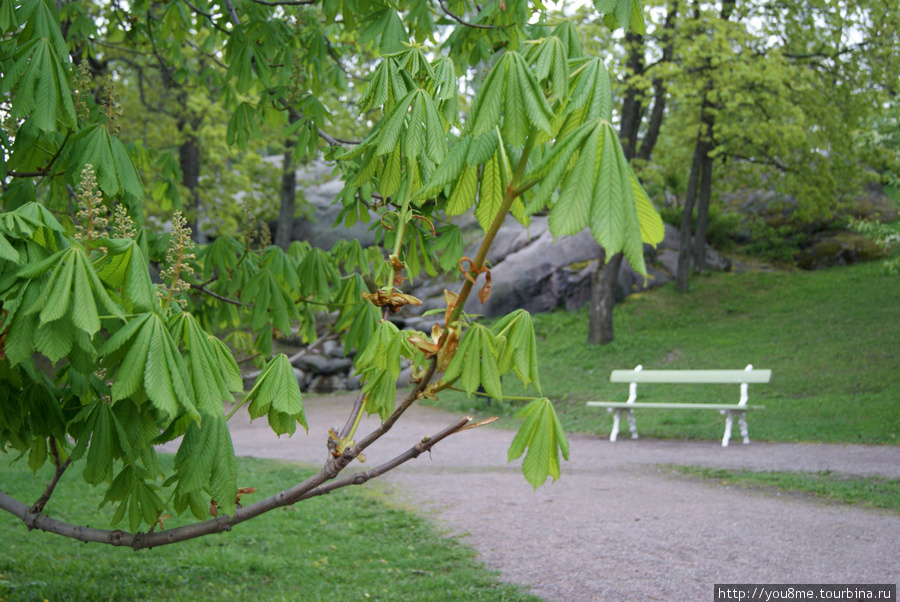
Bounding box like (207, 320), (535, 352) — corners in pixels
(586, 365), (771, 447)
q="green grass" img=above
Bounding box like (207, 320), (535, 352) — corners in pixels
(431, 262), (900, 444)
(668, 465), (900, 512)
(0, 456), (537, 602)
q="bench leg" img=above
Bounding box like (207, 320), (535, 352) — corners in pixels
(610, 409), (620, 442)
(722, 412), (734, 447)
(626, 409), (638, 439)
(738, 412), (750, 444)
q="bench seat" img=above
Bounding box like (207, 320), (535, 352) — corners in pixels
(587, 365), (770, 447)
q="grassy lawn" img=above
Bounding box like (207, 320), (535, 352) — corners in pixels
(668, 466), (900, 513)
(0, 456), (537, 602)
(432, 261), (900, 445)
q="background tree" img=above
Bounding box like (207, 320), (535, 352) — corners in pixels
(0, 0), (663, 550)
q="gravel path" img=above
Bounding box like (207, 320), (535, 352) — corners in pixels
(220, 393), (900, 601)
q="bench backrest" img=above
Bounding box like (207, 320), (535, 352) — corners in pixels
(610, 367), (771, 384)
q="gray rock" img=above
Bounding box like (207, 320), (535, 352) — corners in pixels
(293, 354), (354, 375)
(463, 228), (603, 318)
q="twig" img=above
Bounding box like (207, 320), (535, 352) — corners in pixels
(30, 437), (72, 514)
(339, 394), (366, 439)
(299, 415), (472, 499)
(437, 0), (493, 29)
(189, 282), (243, 305)
(250, 0), (315, 5)
(181, 0), (231, 34)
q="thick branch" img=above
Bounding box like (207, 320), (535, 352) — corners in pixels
(0, 357), (447, 551)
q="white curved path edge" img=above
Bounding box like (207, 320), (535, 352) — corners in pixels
(211, 393), (900, 601)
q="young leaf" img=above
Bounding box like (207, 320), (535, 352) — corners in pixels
(441, 323), (502, 399)
(244, 354), (307, 436)
(508, 397), (569, 489)
(492, 309), (541, 393)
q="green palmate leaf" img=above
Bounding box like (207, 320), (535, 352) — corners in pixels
(593, 0), (646, 34)
(174, 412), (237, 518)
(467, 52), (554, 147)
(529, 119), (662, 275)
(169, 313), (238, 415)
(355, 319), (402, 376)
(360, 8), (409, 55)
(25, 247), (123, 337)
(95, 238), (155, 313)
(429, 224), (464, 272)
(244, 354), (307, 436)
(551, 20), (585, 60)
(524, 36), (569, 102)
(492, 309), (541, 393)
(441, 323), (502, 399)
(100, 312), (198, 420)
(242, 269), (301, 335)
(562, 58), (613, 136)
(475, 154), (505, 232)
(361, 366), (396, 422)
(508, 397), (569, 489)
(296, 247), (340, 301)
(335, 300), (380, 357)
(66, 125), (145, 218)
(357, 58), (409, 113)
(1, 35), (76, 133)
(199, 236), (242, 280)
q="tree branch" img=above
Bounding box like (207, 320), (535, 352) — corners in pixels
(181, 0), (231, 34)
(436, 0), (493, 29)
(250, 0), (315, 5)
(299, 416), (472, 500)
(0, 357), (453, 551)
(30, 437), (72, 514)
(188, 281), (243, 305)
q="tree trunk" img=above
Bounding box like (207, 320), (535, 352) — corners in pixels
(275, 116), (298, 251)
(587, 251), (624, 345)
(617, 32), (646, 160)
(587, 32), (645, 345)
(692, 151), (713, 272)
(675, 127), (706, 292)
(636, 0), (677, 163)
(178, 128), (204, 243)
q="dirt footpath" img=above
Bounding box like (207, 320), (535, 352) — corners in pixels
(221, 393), (900, 601)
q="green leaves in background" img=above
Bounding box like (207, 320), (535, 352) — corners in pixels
(244, 354), (307, 437)
(508, 397), (569, 489)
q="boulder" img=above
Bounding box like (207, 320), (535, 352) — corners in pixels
(796, 232), (885, 270)
(293, 354), (354, 375)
